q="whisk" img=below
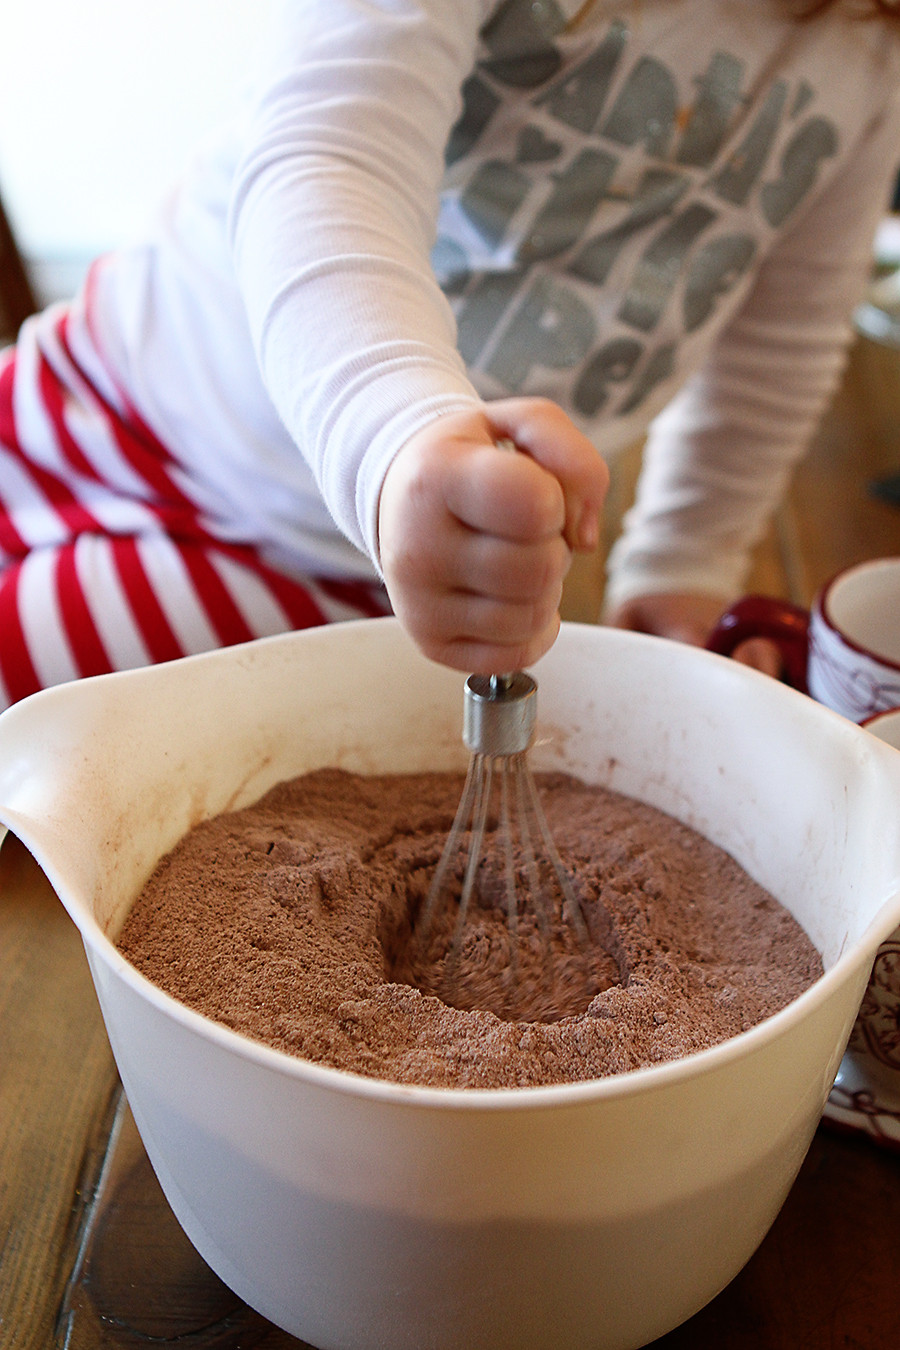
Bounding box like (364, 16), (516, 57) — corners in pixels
(414, 669), (595, 1012)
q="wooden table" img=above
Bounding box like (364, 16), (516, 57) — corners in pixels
(2, 333), (900, 1349)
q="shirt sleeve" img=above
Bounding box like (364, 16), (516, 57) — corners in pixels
(228, 0), (493, 566)
(603, 94), (900, 612)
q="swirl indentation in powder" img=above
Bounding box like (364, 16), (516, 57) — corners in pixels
(116, 769), (823, 1090)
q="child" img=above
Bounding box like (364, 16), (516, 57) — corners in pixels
(2, 0), (899, 707)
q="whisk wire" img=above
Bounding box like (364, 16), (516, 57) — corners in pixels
(510, 753), (552, 949)
(520, 764), (592, 949)
(417, 752), (481, 942)
(499, 760), (519, 964)
(450, 752), (493, 963)
(413, 667), (596, 1019)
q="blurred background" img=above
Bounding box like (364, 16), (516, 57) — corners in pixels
(0, 0), (265, 309)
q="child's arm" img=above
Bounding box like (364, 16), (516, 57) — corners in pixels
(230, 0), (488, 570)
(604, 95), (900, 634)
(378, 398), (608, 673)
(230, 1), (608, 672)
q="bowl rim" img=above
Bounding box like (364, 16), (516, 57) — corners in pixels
(5, 620), (900, 1111)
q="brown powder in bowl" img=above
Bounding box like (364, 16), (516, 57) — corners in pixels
(116, 768), (822, 1090)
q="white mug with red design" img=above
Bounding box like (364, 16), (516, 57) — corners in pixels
(708, 562), (900, 1147)
(707, 556), (900, 722)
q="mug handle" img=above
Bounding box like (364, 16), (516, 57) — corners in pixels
(705, 595), (811, 692)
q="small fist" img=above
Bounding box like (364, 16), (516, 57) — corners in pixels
(378, 399), (608, 672)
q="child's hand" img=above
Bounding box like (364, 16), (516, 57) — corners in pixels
(604, 591), (783, 677)
(377, 398), (608, 673)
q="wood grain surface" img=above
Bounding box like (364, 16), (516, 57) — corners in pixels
(0, 835), (119, 1350)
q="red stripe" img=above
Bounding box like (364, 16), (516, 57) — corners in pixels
(0, 356), (29, 557)
(213, 542), (328, 631)
(39, 323), (105, 482)
(46, 494), (105, 538)
(143, 504), (215, 547)
(92, 389), (198, 511)
(0, 496), (28, 556)
(0, 349), (20, 451)
(0, 565), (42, 704)
(0, 456), (100, 553)
(253, 567), (328, 630)
(0, 343), (107, 544)
(178, 545), (256, 647)
(54, 545), (113, 678)
(314, 575), (392, 619)
(110, 537), (184, 664)
(16, 461), (104, 539)
(57, 305), (199, 512)
(6, 341), (206, 559)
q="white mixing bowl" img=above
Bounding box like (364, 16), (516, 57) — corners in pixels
(1, 619), (899, 1350)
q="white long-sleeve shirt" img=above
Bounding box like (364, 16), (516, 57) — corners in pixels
(81, 0), (900, 605)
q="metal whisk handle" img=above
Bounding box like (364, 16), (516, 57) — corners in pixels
(463, 671), (537, 757)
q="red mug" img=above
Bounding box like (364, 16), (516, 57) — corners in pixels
(706, 558), (900, 723)
(706, 594), (810, 690)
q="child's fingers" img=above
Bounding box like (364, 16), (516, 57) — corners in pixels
(411, 605), (563, 676)
(427, 586), (564, 649)
(485, 398), (608, 552)
(441, 443), (568, 547)
(377, 401), (607, 673)
(447, 530), (571, 603)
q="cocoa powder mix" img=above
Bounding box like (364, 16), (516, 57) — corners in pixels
(116, 768), (822, 1090)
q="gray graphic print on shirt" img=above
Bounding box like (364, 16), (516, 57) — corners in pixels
(433, 0), (839, 424)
